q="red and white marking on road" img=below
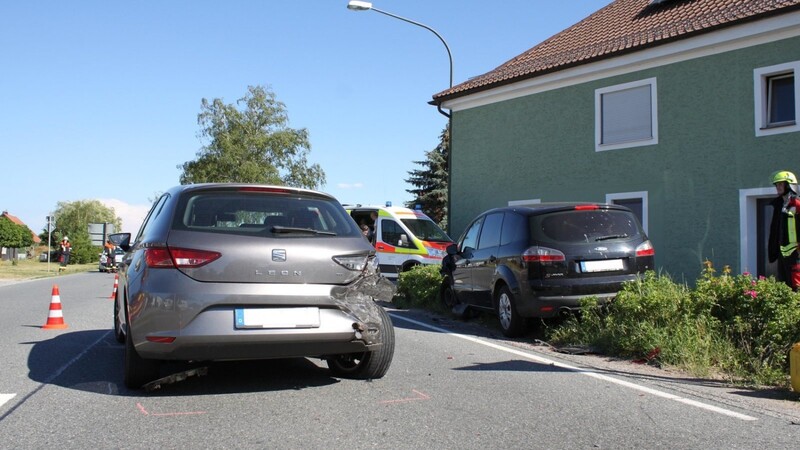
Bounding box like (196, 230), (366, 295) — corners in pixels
(136, 402), (207, 417)
(380, 389), (430, 404)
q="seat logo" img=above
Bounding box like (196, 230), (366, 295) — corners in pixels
(594, 247), (608, 252)
(272, 249), (287, 262)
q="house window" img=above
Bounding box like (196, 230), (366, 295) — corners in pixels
(768, 74), (794, 125)
(595, 78), (658, 151)
(754, 62), (800, 137)
(606, 191), (648, 235)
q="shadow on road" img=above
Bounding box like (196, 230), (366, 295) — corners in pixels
(25, 329), (341, 397)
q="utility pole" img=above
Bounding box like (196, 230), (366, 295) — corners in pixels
(46, 215), (54, 273)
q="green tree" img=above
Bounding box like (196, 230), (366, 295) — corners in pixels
(179, 85), (325, 189)
(50, 200), (121, 264)
(0, 217), (34, 249)
(405, 125), (449, 229)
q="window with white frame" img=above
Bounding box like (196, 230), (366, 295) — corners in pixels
(754, 61), (799, 137)
(595, 78), (658, 151)
(606, 191), (648, 235)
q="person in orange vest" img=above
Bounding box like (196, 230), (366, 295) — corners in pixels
(103, 238), (117, 270)
(58, 237), (72, 272)
(768, 171), (800, 290)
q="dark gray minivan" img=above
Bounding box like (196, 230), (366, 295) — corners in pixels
(441, 203), (655, 337)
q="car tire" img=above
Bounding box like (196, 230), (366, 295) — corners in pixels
(113, 297), (125, 343)
(496, 285), (527, 337)
(401, 261), (420, 272)
(327, 305), (395, 379)
(124, 316), (161, 389)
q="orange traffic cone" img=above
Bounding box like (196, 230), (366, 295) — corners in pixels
(110, 273), (119, 300)
(42, 284), (68, 330)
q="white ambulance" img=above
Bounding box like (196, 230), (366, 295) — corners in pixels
(347, 205), (452, 280)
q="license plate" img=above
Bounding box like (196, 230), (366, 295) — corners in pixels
(580, 259), (624, 273)
(234, 307), (320, 329)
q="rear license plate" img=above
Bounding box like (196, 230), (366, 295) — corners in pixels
(580, 259), (624, 273)
(235, 307), (320, 329)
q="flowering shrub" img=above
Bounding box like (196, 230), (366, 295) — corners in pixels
(550, 262), (800, 387)
(694, 261), (800, 385)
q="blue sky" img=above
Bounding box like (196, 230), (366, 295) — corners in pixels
(1, 0), (611, 236)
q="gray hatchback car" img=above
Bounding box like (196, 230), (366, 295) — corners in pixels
(112, 184), (395, 388)
(441, 203), (655, 337)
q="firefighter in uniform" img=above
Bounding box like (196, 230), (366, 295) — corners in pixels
(58, 237), (72, 272)
(768, 170), (800, 290)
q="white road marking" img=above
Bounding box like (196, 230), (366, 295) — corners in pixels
(0, 394), (16, 408)
(390, 314), (758, 422)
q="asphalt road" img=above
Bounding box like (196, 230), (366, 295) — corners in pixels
(1, 273), (800, 449)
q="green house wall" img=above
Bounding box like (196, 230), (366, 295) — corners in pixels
(449, 35), (800, 282)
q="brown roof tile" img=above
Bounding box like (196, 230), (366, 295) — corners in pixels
(433, 0), (800, 102)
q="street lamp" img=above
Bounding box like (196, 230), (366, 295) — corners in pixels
(347, 0), (454, 232)
(346, 0), (453, 92)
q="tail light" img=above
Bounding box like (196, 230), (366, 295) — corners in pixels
(144, 247), (221, 269)
(332, 254), (372, 272)
(146, 336), (176, 343)
(238, 187), (294, 194)
(332, 254), (375, 283)
(522, 246), (566, 263)
(635, 240), (655, 257)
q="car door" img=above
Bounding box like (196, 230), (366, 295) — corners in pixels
(452, 216), (483, 305)
(469, 212), (504, 308)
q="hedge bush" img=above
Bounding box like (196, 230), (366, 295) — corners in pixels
(394, 264), (444, 311)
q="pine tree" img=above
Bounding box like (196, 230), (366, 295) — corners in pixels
(405, 125), (449, 230)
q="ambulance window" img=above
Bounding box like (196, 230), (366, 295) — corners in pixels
(382, 220), (411, 247)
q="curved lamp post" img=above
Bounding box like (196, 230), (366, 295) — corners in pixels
(346, 0), (453, 92)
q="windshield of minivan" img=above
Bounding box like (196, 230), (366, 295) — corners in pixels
(532, 210), (641, 244)
(400, 218), (451, 242)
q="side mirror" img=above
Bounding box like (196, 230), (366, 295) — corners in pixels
(399, 234), (409, 247)
(109, 232), (132, 251)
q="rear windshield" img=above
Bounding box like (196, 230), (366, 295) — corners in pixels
(530, 209), (642, 245)
(400, 218), (451, 242)
(172, 191), (360, 237)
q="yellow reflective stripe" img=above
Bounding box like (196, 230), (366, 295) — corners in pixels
(782, 214), (797, 257)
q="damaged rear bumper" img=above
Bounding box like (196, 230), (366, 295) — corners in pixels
(132, 274), (397, 361)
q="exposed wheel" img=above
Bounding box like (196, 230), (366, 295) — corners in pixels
(401, 261), (420, 272)
(113, 296), (125, 343)
(496, 285), (527, 337)
(327, 305), (395, 379)
(124, 315), (161, 389)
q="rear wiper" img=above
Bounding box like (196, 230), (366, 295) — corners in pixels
(271, 226), (336, 236)
(595, 234), (629, 241)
